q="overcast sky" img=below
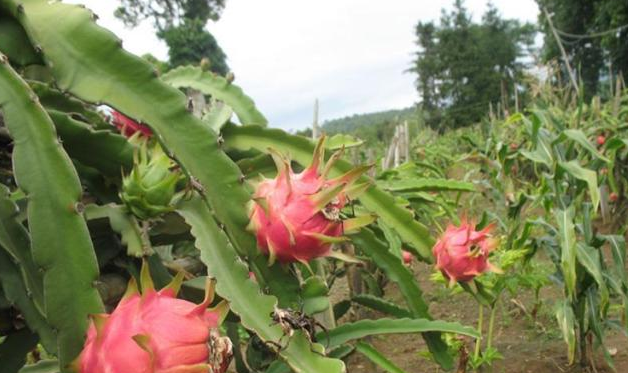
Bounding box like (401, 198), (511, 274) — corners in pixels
(67, 0), (539, 131)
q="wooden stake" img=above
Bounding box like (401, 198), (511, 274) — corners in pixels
(393, 125), (400, 167)
(404, 120), (410, 162)
(543, 7), (579, 95)
(312, 98), (319, 140)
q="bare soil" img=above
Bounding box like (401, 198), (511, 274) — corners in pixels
(343, 260), (628, 373)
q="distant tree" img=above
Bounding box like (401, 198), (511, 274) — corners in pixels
(413, 22), (440, 125)
(158, 18), (228, 74)
(115, 0), (229, 75)
(536, 0), (628, 97)
(411, 0), (534, 129)
(295, 128), (313, 138)
(115, 0), (225, 31)
(595, 0), (628, 81)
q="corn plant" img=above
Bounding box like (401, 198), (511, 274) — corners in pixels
(503, 92), (628, 369)
(0, 2), (480, 373)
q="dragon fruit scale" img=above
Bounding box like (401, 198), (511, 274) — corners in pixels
(73, 262), (232, 373)
(432, 220), (501, 286)
(248, 136), (375, 264)
(111, 110), (153, 138)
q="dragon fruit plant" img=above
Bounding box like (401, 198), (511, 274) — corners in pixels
(0, 2), (480, 373)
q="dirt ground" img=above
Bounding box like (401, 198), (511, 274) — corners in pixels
(342, 260), (628, 373)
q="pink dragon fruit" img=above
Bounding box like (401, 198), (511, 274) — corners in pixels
(432, 220), (500, 286)
(73, 263), (232, 373)
(111, 110), (153, 138)
(402, 250), (413, 265)
(248, 136), (374, 264)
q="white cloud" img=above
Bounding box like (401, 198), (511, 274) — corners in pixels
(65, 0), (539, 131)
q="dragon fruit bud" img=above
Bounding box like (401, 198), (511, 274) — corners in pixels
(248, 271), (257, 282)
(432, 220), (500, 286)
(248, 136), (375, 264)
(111, 110), (153, 138)
(121, 142), (183, 220)
(74, 262), (232, 373)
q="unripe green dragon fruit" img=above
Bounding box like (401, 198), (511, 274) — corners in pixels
(248, 136), (375, 264)
(120, 141), (183, 220)
(73, 262), (232, 373)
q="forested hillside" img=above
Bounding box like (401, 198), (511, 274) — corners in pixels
(320, 107), (417, 144)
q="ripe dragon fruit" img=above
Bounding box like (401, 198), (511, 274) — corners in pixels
(111, 110), (153, 138)
(73, 262), (232, 373)
(402, 250), (413, 265)
(248, 136), (375, 264)
(432, 220), (500, 286)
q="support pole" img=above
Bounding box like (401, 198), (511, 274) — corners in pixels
(404, 120), (410, 162)
(543, 7), (579, 94)
(312, 98), (319, 139)
(393, 125), (400, 167)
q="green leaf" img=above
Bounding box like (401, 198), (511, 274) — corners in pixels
(0, 248), (56, 353)
(202, 100), (233, 133)
(520, 128), (554, 168)
(328, 344), (355, 359)
(355, 342), (409, 373)
(326, 134), (364, 150)
(221, 124), (435, 259)
(561, 129), (609, 162)
(0, 14), (42, 66)
(0, 184), (44, 313)
(301, 276), (331, 315)
(161, 65), (267, 126)
(350, 228), (452, 369)
(332, 300), (351, 320)
(378, 220), (402, 259)
(600, 235), (627, 288)
(0, 53), (103, 366)
(19, 360), (60, 373)
(320, 318), (479, 348)
(84, 204), (149, 257)
(0, 189), (56, 354)
(604, 137), (628, 152)
(575, 243), (608, 311)
(555, 207), (577, 301)
(28, 81), (109, 130)
(237, 153), (276, 179)
(379, 178), (475, 193)
(177, 196), (345, 373)
(585, 289), (615, 370)
(559, 161), (600, 212)
(352, 294), (412, 318)
(0, 329), (39, 373)
(351, 229), (427, 317)
(48, 110), (134, 177)
(556, 300), (576, 364)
